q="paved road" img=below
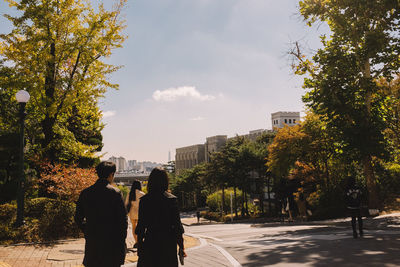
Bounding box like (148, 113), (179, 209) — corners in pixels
(184, 214), (400, 267)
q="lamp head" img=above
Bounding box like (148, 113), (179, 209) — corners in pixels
(16, 90), (30, 103)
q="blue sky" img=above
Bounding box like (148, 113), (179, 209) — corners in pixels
(0, 0), (329, 163)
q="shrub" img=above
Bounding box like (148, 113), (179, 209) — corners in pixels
(206, 188), (242, 212)
(38, 199), (80, 240)
(38, 163), (97, 202)
(0, 198), (81, 244)
(0, 203), (16, 223)
(25, 197), (56, 218)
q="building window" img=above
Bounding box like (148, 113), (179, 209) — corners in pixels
(289, 119), (292, 123)
(284, 119), (287, 123)
(293, 119), (296, 123)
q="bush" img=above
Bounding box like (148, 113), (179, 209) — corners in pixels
(206, 188), (242, 212)
(0, 203), (16, 223)
(306, 188), (347, 220)
(38, 199), (80, 240)
(25, 197), (56, 218)
(0, 198), (81, 244)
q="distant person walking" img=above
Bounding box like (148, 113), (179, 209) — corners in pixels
(126, 181), (145, 248)
(136, 168), (186, 267)
(345, 176), (363, 238)
(75, 161), (128, 267)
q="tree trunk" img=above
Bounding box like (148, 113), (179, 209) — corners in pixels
(362, 59), (380, 211)
(42, 42), (57, 161)
(363, 155), (380, 210)
(233, 184), (238, 217)
(221, 185), (225, 214)
(244, 191), (249, 216)
(267, 176), (271, 214)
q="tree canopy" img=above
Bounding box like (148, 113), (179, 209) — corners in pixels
(0, 0), (126, 165)
(292, 0), (400, 209)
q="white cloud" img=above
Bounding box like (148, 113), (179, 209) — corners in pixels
(102, 110), (116, 118)
(190, 116), (205, 121)
(152, 86), (216, 102)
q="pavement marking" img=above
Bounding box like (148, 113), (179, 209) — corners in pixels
(184, 232), (223, 242)
(209, 243), (242, 267)
(185, 235), (208, 251)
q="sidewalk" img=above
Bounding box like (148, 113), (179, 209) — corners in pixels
(181, 216), (217, 226)
(0, 220), (199, 267)
(123, 236), (241, 267)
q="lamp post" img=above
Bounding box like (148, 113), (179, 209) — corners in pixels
(15, 89), (30, 227)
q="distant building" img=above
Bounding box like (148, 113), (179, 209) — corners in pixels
(107, 156), (126, 172)
(205, 135), (227, 163)
(175, 144), (206, 175)
(175, 111), (300, 173)
(117, 157), (127, 172)
(271, 111), (300, 129)
(127, 160), (137, 170)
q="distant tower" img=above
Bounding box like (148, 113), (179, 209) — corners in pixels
(168, 151), (171, 162)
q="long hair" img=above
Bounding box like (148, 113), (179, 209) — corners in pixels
(127, 180), (142, 212)
(147, 168), (169, 194)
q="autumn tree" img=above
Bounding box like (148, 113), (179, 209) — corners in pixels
(292, 0), (400, 210)
(0, 0), (126, 164)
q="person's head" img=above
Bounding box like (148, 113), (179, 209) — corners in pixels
(130, 180), (142, 192)
(96, 161), (116, 180)
(147, 167), (169, 194)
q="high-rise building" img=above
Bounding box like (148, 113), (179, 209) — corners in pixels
(127, 160), (137, 170)
(117, 157), (126, 172)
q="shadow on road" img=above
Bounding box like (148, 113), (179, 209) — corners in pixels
(243, 227), (400, 267)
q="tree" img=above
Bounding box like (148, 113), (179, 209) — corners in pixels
(292, 0), (400, 210)
(0, 0), (126, 164)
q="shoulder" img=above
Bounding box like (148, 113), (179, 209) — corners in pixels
(137, 190), (145, 198)
(106, 184), (122, 195)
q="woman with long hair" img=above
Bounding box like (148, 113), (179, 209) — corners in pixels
(126, 180), (145, 248)
(135, 168), (186, 267)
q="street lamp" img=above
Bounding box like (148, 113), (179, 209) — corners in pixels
(15, 89), (30, 227)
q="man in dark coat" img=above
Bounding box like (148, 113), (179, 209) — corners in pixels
(75, 161), (128, 267)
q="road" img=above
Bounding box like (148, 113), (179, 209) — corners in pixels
(184, 214), (400, 267)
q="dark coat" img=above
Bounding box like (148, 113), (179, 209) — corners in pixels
(135, 191), (184, 267)
(75, 179), (128, 267)
(345, 185), (362, 209)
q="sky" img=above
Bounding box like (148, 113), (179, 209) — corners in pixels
(0, 0), (330, 163)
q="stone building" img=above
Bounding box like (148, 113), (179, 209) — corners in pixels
(271, 111), (300, 129)
(205, 135), (227, 163)
(175, 112), (300, 173)
(175, 144), (206, 174)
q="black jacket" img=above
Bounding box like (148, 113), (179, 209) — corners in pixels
(136, 191), (184, 267)
(75, 179), (128, 267)
(345, 186), (362, 209)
